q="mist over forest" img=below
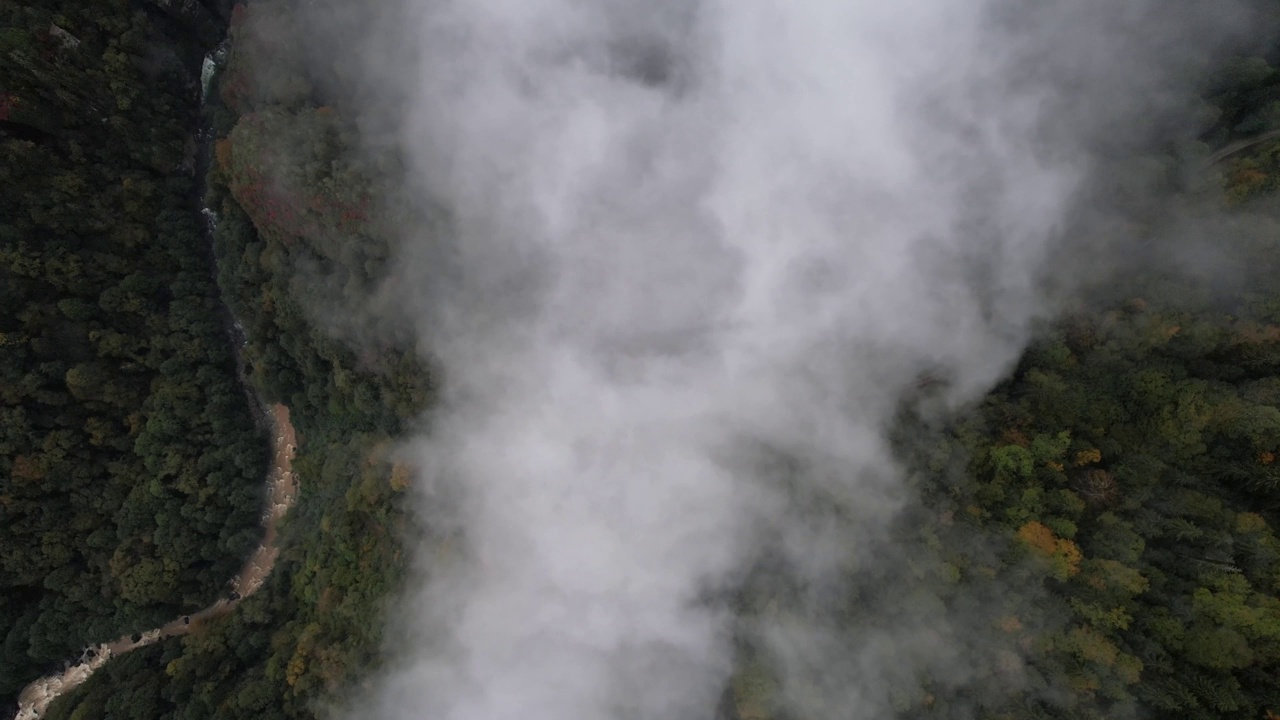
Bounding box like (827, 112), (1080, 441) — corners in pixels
(7, 1), (1280, 720)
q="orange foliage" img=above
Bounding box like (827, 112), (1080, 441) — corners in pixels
(1056, 540), (1083, 578)
(286, 623), (320, 687)
(389, 463), (412, 491)
(1230, 166), (1268, 192)
(1237, 322), (1280, 345)
(1072, 448), (1102, 467)
(285, 654), (305, 687)
(1016, 521), (1082, 579)
(1017, 521), (1059, 555)
(1261, 451), (1276, 466)
(214, 138), (233, 171)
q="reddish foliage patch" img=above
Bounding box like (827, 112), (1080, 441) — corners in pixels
(229, 169), (311, 245)
(220, 70), (250, 114)
(1235, 321), (1280, 346)
(226, 114), (373, 244)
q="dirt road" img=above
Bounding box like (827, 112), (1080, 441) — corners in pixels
(1205, 128), (1280, 166)
(13, 404), (299, 720)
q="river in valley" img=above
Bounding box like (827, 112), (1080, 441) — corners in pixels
(12, 39), (296, 720)
(13, 405), (299, 720)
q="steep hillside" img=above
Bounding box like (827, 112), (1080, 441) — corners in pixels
(1, 0), (267, 705)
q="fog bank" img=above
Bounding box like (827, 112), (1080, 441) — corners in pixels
(333, 1), (1262, 718)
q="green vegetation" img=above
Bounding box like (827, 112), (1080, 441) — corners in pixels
(31, 3), (434, 718)
(0, 0), (267, 702)
(722, 55), (1280, 720)
(10, 1), (1280, 719)
(1209, 55), (1280, 203)
(876, 289), (1280, 718)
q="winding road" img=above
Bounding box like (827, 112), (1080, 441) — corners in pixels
(12, 404), (299, 720)
(1205, 128), (1280, 166)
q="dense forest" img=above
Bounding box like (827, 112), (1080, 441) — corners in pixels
(7, 1), (1280, 719)
(0, 1), (434, 718)
(0, 0), (268, 704)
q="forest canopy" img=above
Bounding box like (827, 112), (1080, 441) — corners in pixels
(7, 1), (1280, 720)
(0, 0), (267, 703)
